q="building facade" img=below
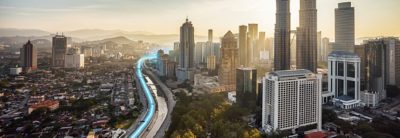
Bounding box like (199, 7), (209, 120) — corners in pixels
(65, 53), (84, 68)
(239, 25), (248, 67)
(328, 51), (361, 109)
(20, 40), (37, 72)
(52, 34), (68, 67)
(363, 39), (388, 102)
(177, 18), (195, 81)
(334, 2), (355, 52)
(262, 69), (322, 133)
(274, 0), (291, 71)
(219, 31), (239, 87)
(296, 0), (318, 73)
(236, 68), (257, 109)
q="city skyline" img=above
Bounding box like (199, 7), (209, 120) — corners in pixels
(0, 0), (399, 40)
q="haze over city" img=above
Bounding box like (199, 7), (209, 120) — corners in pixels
(1, 0), (400, 138)
(1, 0), (399, 39)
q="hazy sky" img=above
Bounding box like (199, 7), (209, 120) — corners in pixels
(0, 0), (399, 39)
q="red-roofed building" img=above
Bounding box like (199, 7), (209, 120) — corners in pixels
(28, 100), (59, 114)
(305, 131), (326, 138)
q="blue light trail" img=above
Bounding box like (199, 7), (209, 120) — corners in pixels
(130, 53), (157, 138)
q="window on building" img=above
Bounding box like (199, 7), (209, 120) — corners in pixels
(338, 62), (344, 76)
(347, 63), (355, 78)
(347, 81), (355, 99)
(338, 79), (344, 96)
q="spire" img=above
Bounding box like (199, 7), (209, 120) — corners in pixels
(186, 16), (188, 22)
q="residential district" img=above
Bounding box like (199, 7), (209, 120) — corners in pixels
(1, 1), (400, 138)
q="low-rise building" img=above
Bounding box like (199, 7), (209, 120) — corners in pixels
(28, 100), (60, 114)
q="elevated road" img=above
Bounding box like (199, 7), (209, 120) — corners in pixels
(128, 54), (157, 138)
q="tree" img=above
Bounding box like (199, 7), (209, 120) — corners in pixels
(356, 122), (374, 135)
(322, 108), (337, 123)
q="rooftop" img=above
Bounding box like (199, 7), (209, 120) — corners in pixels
(336, 95), (354, 101)
(328, 51), (360, 58)
(269, 69), (313, 78)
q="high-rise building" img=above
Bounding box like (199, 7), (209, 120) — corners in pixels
(219, 31), (239, 86)
(296, 0), (318, 73)
(363, 39), (387, 102)
(249, 24), (259, 63)
(359, 38), (400, 99)
(274, 0), (291, 71)
(322, 37), (330, 62)
(262, 69), (322, 133)
(20, 40), (37, 72)
(354, 45), (366, 90)
(239, 25), (248, 67)
(248, 24), (258, 40)
(52, 34), (68, 67)
(208, 29), (213, 43)
(166, 61), (177, 79)
(64, 53), (84, 68)
(334, 2), (355, 52)
(328, 51), (361, 109)
(195, 42), (205, 65)
(207, 55), (216, 72)
(317, 31), (322, 62)
(236, 68), (257, 109)
(177, 18), (195, 81)
(257, 32), (266, 61)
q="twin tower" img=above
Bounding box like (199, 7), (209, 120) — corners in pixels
(274, 0), (317, 73)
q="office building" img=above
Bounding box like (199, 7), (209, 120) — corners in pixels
(249, 24), (259, 63)
(363, 39), (388, 102)
(219, 31), (239, 87)
(257, 32), (266, 61)
(207, 55), (216, 72)
(65, 53), (84, 68)
(274, 0), (291, 71)
(195, 42), (205, 65)
(262, 69), (322, 133)
(328, 51), (361, 109)
(239, 25), (248, 67)
(296, 0), (318, 73)
(20, 40), (37, 72)
(52, 34), (68, 67)
(166, 61), (177, 79)
(334, 2), (355, 52)
(317, 32), (322, 62)
(208, 29), (213, 43)
(236, 68), (257, 109)
(177, 18), (195, 81)
(321, 37), (330, 62)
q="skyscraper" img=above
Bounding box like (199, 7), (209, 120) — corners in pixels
(296, 0), (318, 73)
(208, 29), (213, 43)
(363, 39), (387, 101)
(20, 40), (37, 72)
(249, 24), (259, 63)
(322, 37), (330, 62)
(52, 34), (67, 67)
(239, 25), (248, 67)
(219, 31), (239, 86)
(334, 2), (355, 52)
(274, 0), (291, 71)
(177, 18), (195, 81)
(317, 31), (322, 61)
(262, 69), (322, 133)
(257, 32), (266, 61)
(236, 68), (257, 109)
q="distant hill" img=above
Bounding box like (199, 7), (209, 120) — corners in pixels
(0, 28), (50, 37)
(0, 28), (207, 45)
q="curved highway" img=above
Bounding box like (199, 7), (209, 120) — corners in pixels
(130, 53), (157, 138)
